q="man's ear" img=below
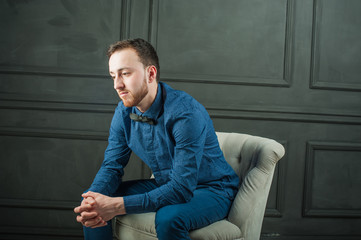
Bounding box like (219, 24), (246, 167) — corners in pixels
(147, 65), (157, 83)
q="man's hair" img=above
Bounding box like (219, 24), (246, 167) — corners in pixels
(107, 38), (160, 82)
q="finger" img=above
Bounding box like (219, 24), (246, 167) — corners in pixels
(81, 211), (98, 220)
(76, 215), (84, 224)
(82, 191), (96, 198)
(84, 216), (103, 228)
(75, 203), (94, 213)
(79, 198), (95, 210)
(75, 198), (93, 213)
(81, 198), (88, 205)
(91, 220), (108, 229)
(74, 206), (82, 214)
(85, 197), (96, 205)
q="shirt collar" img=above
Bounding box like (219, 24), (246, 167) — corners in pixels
(133, 82), (163, 120)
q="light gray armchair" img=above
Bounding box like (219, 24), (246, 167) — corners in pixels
(113, 132), (285, 240)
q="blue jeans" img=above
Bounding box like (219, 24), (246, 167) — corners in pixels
(83, 179), (232, 240)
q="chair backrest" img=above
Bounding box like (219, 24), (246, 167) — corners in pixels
(216, 132), (285, 240)
(216, 132), (285, 184)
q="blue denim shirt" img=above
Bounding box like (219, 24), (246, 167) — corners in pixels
(89, 82), (239, 214)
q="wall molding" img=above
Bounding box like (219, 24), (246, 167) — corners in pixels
(303, 141), (361, 218)
(310, 0), (361, 92)
(0, 99), (117, 114)
(1, 99), (361, 125)
(265, 209), (282, 218)
(0, 69), (108, 80)
(0, 226), (82, 238)
(0, 127), (108, 141)
(149, 0), (294, 87)
(120, 0), (131, 40)
(260, 235), (361, 240)
(4, 232), (358, 240)
(207, 107), (361, 125)
(149, 0), (158, 45)
(0, 198), (78, 210)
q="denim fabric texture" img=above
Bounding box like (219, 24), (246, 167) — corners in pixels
(88, 82), (239, 214)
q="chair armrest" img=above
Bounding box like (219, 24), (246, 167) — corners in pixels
(227, 137), (285, 240)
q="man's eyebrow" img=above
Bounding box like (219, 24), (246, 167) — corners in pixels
(109, 67), (131, 74)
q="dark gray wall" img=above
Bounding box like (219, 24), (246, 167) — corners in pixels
(1, 0), (360, 239)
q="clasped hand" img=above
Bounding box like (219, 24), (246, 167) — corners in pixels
(74, 191), (126, 228)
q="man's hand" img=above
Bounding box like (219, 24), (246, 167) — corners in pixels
(74, 191), (126, 228)
(74, 196), (108, 228)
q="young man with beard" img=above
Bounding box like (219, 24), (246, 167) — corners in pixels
(74, 38), (239, 240)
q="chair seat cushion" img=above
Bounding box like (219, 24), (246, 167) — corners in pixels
(115, 213), (157, 237)
(189, 219), (242, 240)
(114, 213), (242, 240)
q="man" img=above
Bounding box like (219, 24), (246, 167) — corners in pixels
(74, 38), (239, 240)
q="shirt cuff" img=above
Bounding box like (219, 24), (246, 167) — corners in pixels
(123, 194), (146, 214)
(87, 185), (109, 196)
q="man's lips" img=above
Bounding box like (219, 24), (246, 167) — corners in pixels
(119, 91), (128, 97)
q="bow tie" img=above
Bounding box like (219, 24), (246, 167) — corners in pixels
(130, 113), (156, 125)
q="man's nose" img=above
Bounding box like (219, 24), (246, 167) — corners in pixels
(114, 75), (125, 90)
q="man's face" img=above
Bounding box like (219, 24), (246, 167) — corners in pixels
(109, 48), (148, 108)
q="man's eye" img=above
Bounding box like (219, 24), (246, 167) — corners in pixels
(122, 72), (130, 76)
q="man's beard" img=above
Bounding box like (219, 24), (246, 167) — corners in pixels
(119, 77), (148, 108)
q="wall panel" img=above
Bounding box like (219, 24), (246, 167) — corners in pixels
(311, 0), (361, 91)
(0, 0), (121, 76)
(152, 0), (292, 86)
(0, 135), (106, 201)
(304, 142), (361, 217)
